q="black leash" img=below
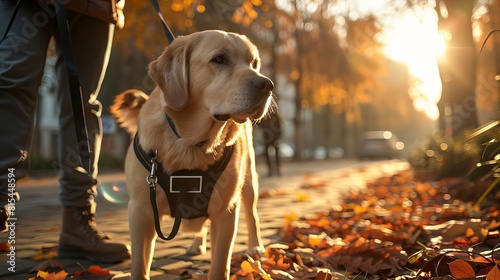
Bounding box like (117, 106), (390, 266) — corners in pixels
(55, 1), (91, 173)
(149, 180), (185, 240)
(1, 0), (21, 42)
(143, 0), (181, 240)
(133, 133), (183, 240)
(149, 0), (175, 44)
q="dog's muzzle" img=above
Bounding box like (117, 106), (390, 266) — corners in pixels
(213, 76), (274, 123)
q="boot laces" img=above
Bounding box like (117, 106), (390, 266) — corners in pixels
(76, 210), (109, 242)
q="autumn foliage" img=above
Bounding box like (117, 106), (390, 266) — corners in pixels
(27, 263), (111, 280)
(231, 170), (500, 279)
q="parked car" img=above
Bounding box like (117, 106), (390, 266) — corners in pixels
(358, 131), (404, 160)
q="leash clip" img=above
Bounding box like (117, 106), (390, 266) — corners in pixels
(146, 149), (159, 190)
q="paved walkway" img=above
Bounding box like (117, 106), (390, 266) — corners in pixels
(0, 158), (409, 279)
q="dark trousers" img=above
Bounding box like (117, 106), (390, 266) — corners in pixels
(0, 0), (114, 207)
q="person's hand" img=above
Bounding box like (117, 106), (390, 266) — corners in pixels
(116, 0), (125, 29)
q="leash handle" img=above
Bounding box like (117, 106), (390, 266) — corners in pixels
(54, 1), (91, 173)
(149, 0), (175, 43)
(149, 186), (183, 240)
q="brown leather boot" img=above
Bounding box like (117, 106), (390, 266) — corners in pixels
(58, 203), (130, 263)
(0, 205), (8, 234)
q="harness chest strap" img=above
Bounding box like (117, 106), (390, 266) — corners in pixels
(133, 133), (234, 240)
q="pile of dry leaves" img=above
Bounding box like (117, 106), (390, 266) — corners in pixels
(27, 262), (112, 280)
(230, 170), (500, 280)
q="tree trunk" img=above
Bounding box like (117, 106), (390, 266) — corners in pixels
(436, 0), (479, 136)
(293, 27), (304, 160)
(476, 1), (500, 125)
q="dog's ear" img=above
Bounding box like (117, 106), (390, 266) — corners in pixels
(148, 37), (191, 111)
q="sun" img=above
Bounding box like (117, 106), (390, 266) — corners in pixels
(380, 8), (445, 120)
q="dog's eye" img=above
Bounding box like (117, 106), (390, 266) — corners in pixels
(251, 59), (259, 69)
(211, 54), (227, 65)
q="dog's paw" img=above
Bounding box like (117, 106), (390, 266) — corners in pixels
(246, 246), (265, 257)
(186, 235), (207, 255)
(186, 243), (207, 255)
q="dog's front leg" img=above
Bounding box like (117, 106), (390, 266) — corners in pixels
(241, 157), (264, 253)
(209, 201), (240, 280)
(129, 201), (157, 280)
(241, 181), (264, 253)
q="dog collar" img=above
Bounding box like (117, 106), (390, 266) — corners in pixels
(166, 114), (181, 139)
(165, 114), (208, 147)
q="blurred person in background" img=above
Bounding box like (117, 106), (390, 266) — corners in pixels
(259, 111), (282, 177)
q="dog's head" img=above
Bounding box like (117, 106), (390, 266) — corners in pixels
(148, 30), (274, 123)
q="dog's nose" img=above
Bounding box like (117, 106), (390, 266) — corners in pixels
(251, 76), (274, 93)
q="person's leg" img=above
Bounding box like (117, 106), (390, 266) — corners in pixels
(54, 11), (129, 262)
(55, 12), (111, 207)
(0, 0), (54, 231)
(274, 142), (282, 176)
(263, 144), (273, 177)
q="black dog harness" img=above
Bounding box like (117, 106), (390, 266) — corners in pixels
(133, 130), (234, 240)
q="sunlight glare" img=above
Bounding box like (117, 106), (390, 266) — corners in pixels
(383, 13), (445, 63)
(381, 9), (443, 120)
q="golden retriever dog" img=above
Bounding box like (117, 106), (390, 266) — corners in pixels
(110, 30), (274, 279)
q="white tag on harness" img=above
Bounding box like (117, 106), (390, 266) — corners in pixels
(169, 176), (203, 193)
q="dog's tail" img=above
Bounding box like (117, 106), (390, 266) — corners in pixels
(109, 89), (149, 136)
